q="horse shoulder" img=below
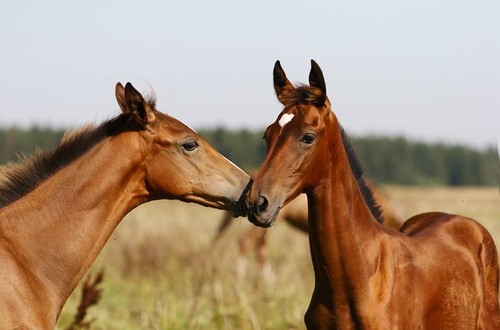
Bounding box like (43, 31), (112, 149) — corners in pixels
(0, 234), (57, 328)
(0, 252), (43, 328)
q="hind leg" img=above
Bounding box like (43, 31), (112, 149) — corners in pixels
(478, 240), (500, 328)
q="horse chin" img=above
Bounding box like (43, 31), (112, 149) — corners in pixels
(186, 196), (247, 218)
(230, 202), (247, 218)
(183, 195), (228, 210)
(248, 207), (280, 228)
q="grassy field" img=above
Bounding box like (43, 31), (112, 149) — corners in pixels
(56, 186), (500, 329)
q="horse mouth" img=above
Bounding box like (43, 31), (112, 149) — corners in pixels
(230, 201), (247, 218)
(247, 206), (280, 228)
(232, 178), (254, 218)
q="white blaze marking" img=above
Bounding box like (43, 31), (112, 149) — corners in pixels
(279, 113), (295, 127)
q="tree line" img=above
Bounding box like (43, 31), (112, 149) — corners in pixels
(0, 126), (497, 186)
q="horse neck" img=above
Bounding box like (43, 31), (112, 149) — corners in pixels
(306, 127), (388, 310)
(0, 132), (148, 316)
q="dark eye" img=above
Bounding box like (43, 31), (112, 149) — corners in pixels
(182, 140), (199, 152)
(301, 133), (315, 144)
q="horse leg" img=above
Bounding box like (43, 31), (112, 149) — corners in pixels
(255, 229), (275, 285)
(236, 228), (254, 281)
(304, 299), (335, 330)
(213, 211), (233, 243)
(478, 239), (500, 328)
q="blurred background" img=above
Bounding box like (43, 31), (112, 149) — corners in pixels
(1, 1), (498, 149)
(1, 1), (498, 329)
(1, 1), (498, 185)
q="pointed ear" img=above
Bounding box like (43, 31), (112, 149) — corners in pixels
(273, 60), (294, 105)
(124, 82), (156, 124)
(115, 82), (129, 114)
(308, 59), (327, 106)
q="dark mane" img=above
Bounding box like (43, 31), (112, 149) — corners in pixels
(0, 113), (133, 208)
(286, 84), (326, 106)
(340, 126), (384, 223)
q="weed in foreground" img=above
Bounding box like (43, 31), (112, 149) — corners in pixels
(65, 269), (105, 330)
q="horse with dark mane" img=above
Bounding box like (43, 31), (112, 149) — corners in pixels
(215, 182), (404, 281)
(245, 60), (500, 329)
(0, 82), (250, 328)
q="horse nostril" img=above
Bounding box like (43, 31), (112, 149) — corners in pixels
(257, 195), (269, 213)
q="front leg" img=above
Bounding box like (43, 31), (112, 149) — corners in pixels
(304, 298), (336, 329)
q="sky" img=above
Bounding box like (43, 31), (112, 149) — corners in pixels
(0, 1), (498, 149)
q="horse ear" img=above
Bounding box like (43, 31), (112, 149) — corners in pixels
(273, 60), (294, 105)
(124, 82), (156, 124)
(309, 59), (327, 106)
(309, 60), (326, 93)
(115, 82), (129, 114)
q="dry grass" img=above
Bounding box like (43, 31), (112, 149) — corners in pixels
(56, 186), (500, 329)
(384, 186), (500, 239)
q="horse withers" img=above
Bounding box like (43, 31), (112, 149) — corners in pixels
(0, 82), (250, 328)
(245, 60), (500, 329)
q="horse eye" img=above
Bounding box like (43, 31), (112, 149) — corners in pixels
(301, 133), (315, 144)
(182, 140), (199, 152)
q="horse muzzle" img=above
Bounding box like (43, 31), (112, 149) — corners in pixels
(246, 192), (281, 228)
(232, 178), (254, 218)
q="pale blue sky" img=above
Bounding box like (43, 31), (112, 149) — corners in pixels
(0, 0), (498, 148)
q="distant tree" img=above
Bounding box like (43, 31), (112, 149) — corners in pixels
(0, 126), (65, 164)
(0, 126), (496, 186)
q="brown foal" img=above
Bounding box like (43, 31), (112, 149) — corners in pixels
(246, 60), (500, 329)
(0, 82), (250, 328)
(215, 182), (403, 280)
